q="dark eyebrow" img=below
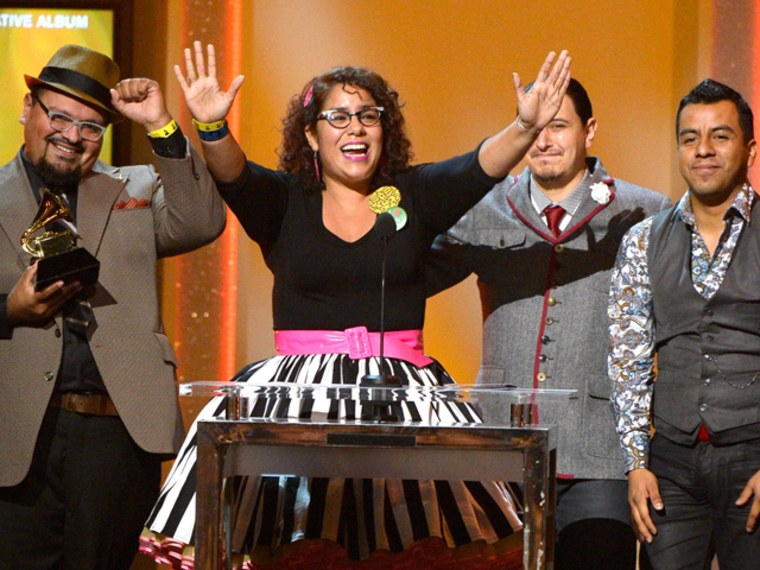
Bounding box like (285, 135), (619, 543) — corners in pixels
(678, 124), (736, 138)
(709, 124), (736, 134)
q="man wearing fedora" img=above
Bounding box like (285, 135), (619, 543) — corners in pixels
(0, 45), (226, 568)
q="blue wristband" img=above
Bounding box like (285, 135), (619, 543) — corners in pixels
(196, 122), (229, 142)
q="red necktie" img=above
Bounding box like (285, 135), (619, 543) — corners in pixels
(544, 205), (566, 237)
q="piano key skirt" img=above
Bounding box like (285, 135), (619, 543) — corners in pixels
(141, 353), (522, 566)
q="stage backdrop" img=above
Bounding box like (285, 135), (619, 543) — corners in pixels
(199, 0), (708, 383)
(124, 0), (757, 392)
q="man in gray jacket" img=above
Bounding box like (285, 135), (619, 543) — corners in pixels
(428, 78), (670, 569)
(0, 45), (226, 569)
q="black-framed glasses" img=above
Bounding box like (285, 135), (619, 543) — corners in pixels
(33, 96), (107, 142)
(317, 107), (384, 129)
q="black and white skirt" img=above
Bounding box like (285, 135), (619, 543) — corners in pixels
(145, 353), (522, 560)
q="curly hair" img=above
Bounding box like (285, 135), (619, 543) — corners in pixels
(279, 66), (413, 191)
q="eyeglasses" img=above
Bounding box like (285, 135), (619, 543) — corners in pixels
(317, 107), (384, 129)
(33, 96), (107, 142)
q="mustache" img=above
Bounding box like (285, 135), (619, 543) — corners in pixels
(529, 150), (562, 158)
(47, 135), (85, 153)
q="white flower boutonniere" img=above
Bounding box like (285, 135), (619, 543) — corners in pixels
(590, 181), (611, 205)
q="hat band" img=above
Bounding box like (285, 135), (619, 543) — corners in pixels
(38, 66), (113, 112)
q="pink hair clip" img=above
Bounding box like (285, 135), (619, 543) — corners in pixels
(303, 84), (314, 108)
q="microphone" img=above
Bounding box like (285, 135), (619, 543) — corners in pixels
(361, 212), (402, 421)
(373, 211), (396, 241)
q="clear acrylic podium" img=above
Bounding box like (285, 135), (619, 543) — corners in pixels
(182, 382), (575, 569)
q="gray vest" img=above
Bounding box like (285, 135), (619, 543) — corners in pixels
(649, 205), (760, 446)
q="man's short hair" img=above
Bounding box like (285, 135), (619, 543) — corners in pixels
(676, 79), (754, 142)
(524, 78), (593, 124)
(565, 78), (593, 125)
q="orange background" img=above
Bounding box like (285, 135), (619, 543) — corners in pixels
(141, 0), (715, 386)
(10, 0), (752, 386)
(0, 1), (741, 568)
(4, 3), (755, 568)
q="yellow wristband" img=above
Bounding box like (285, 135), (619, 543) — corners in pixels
(192, 118), (227, 132)
(147, 119), (179, 139)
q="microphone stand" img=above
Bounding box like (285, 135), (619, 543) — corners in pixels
(361, 213), (401, 422)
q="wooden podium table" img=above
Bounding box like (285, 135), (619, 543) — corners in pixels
(186, 383), (570, 569)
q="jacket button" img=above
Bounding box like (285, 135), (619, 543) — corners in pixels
(542, 335), (551, 344)
(537, 372), (547, 382)
(54, 329), (61, 338)
(704, 378), (711, 385)
(545, 317), (555, 325)
(44, 371), (54, 382)
(699, 403), (708, 412)
(538, 354), (548, 363)
(548, 297), (557, 306)
(554, 244), (564, 253)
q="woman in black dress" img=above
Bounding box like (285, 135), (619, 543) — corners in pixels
(142, 41), (570, 568)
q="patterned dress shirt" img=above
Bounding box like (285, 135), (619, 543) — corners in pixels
(608, 184), (755, 472)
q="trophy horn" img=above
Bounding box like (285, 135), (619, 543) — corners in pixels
(21, 189), (73, 257)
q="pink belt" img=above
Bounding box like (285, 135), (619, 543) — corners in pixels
(275, 327), (433, 367)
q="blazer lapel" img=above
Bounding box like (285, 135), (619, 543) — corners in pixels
(76, 163), (125, 256)
(508, 159), (618, 243)
(0, 155), (41, 267)
(506, 168), (557, 242)
(560, 159), (617, 238)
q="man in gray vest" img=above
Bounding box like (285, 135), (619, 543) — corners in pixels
(610, 79), (760, 568)
(428, 79), (670, 568)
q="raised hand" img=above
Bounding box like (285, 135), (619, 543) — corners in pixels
(111, 78), (173, 132)
(513, 50), (571, 132)
(174, 41), (245, 123)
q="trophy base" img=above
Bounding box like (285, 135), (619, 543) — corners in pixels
(35, 248), (100, 291)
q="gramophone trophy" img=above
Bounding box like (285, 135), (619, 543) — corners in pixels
(21, 189), (100, 290)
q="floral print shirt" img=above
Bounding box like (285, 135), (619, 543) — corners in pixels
(608, 184), (755, 472)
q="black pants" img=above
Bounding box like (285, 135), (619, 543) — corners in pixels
(0, 407), (162, 570)
(554, 478), (644, 570)
(645, 433), (760, 569)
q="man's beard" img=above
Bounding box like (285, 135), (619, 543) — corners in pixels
(532, 168), (565, 186)
(36, 154), (83, 189)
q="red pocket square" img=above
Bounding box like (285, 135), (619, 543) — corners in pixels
(113, 198), (151, 210)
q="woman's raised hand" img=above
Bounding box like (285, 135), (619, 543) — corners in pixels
(513, 50), (571, 132)
(174, 41), (245, 123)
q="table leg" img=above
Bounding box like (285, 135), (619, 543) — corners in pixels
(523, 443), (556, 569)
(196, 423), (228, 569)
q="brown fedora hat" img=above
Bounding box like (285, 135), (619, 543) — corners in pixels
(25, 44), (122, 123)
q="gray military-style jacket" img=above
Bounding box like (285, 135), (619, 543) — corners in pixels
(428, 157), (671, 479)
